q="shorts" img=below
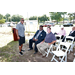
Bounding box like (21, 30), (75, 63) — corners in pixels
(18, 36), (25, 46)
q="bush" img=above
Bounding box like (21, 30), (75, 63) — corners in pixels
(0, 19), (5, 24)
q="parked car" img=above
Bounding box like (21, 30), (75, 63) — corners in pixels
(0, 24), (2, 27)
(42, 23), (55, 27)
(63, 23), (73, 27)
(2, 24), (8, 27)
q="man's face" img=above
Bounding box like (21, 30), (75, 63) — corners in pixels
(39, 26), (43, 31)
(20, 19), (24, 24)
(72, 27), (75, 31)
(47, 28), (51, 33)
(61, 28), (63, 30)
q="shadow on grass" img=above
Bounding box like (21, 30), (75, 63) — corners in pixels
(0, 41), (18, 62)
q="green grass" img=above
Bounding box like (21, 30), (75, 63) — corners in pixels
(0, 41), (18, 62)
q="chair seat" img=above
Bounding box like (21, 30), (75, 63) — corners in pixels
(52, 50), (66, 57)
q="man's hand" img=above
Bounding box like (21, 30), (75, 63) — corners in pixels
(40, 41), (44, 44)
(33, 38), (38, 41)
(48, 43), (51, 45)
(17, 36), (20, 40)
(35, 39), (38, 41)
(33, 38), (35, 41)
(48, 41), (56, 45)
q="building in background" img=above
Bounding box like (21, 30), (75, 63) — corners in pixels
(24, 20), (38, 32)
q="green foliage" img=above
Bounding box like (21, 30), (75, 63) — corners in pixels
(0, 14), (3, 20)
(38, 15), (49, 22)
(29, 16), (37, 20)
(0, 19), (5, 24)
(5, 13), (10, 21)
(50, 12), (67, 24)
(50, 12), (62, 24)
(29, 15), (49, 23)
(11, 15), (23, 22)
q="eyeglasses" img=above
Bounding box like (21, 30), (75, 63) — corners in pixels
(21, 20), (24, 21)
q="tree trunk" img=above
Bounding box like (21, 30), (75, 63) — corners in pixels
(57, 20), (58, 24)
(63, 17), (64, 24)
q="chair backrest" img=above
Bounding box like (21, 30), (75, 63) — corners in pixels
(55, 35), (61, 40)
(64, 36), (74, 44)
(56, 42), (71, 53)
(55, 35), (61, 43)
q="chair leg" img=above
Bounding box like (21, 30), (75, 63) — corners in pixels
(60, 56), (67, 62)
(51, 55), (55, 62)
(46, 48), (49, 57)
(46, 45), (53, 57)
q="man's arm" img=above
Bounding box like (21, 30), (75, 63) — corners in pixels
(33, 30), (39, 38)
(69, 31), (75, 37)
(40, 39), (45, 44)
(48, 40), (56, 45)
(16, 29), (20, 40)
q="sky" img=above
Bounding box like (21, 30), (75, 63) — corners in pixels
(0, 12), (50, 18)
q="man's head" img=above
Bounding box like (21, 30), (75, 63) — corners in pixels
(47, 26), (51, 33)
(72, 26), (75, 31)
(20, 18), (24, 24)
(61, 26), (64, 30)
(39, 25), (43, 31)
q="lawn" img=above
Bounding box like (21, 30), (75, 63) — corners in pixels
(0, 40), (53, 62)
(0, 41), (18, 61)
(0, 40), (74, 62)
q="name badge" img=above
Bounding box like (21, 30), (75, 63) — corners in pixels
(41, 34), (42, 36)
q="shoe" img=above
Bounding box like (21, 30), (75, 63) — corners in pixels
(28, 48), (33, 51)
(21, 50), (25, 52)
(19, 52), (23, 56)
(34, 52), (38, 54)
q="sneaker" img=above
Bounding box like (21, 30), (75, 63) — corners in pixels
(21, 50), (25, 52)
(19, 52), (23, 55)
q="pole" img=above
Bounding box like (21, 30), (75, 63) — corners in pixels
(27, 12), (29, 20)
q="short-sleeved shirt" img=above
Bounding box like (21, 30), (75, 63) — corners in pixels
(45, 32), (56, 43)
(16, 22), (25, 37)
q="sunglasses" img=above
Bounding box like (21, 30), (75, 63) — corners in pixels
(21, 20), (24, 21)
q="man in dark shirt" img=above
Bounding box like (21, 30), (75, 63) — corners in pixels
(28, 25), (46, 54)
(37, 26), (56, 56)
(62, 26), (75, 42)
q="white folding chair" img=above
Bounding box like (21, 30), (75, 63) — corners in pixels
(63, 36), (74, 54)
(51, 42), (71, 62)
(73, 58), (75, 62)
(45, 35), (61, 57)
(45, 44), (53, 57)
(52, 35), (62, 50)
(71, 37), (75, 51)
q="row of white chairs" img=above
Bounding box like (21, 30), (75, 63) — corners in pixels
(45, 35), (75, 62)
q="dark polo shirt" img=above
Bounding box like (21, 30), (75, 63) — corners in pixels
(45, 32), (56, 43)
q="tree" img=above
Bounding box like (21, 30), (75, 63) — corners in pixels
(11, 15), (23, 22)
(68, 13), (73, 23)
(61, 12), (67, 24)
(29, 16), (37, 20)
(0, 19), (5, 24)
(38, 15), (49, 22)
(73, 12), (75, 24)
(49, 12), (62, 24)
(0, 14), (3, 20)
(5, 13), (10, 22)
(28, 15), (49, 23)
